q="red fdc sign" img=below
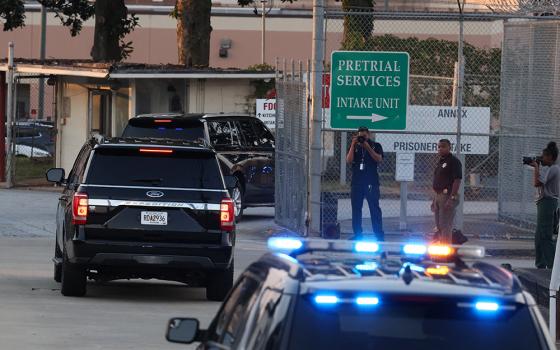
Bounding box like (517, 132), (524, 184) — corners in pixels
(263, 101), (277, 111)
(323, 73), (330, 108)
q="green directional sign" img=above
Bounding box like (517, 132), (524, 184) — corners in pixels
(330, 51), (409, 130)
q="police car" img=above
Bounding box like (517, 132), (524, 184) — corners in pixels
(165, 238), (555, 349)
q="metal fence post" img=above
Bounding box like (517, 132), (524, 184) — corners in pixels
(309, 0), (325, 235)
(340, 132), (347, 186)
(456, 1), (466, 231)
(38, 4), (47, 120)
(6, 42), (14, 188)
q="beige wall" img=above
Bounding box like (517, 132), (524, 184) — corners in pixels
(0, 12), (503, 69)
(203, 79), (254, 114)
(57, 83), (88, 172)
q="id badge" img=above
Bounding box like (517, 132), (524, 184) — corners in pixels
(360, 163), (364, 171)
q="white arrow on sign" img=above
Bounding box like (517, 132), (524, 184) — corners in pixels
(347, 113), (388, 123)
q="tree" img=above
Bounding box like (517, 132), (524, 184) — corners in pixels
(341, 0), (376, 51)
(174, 0), (294, 67)
(0, 0), (138, 62)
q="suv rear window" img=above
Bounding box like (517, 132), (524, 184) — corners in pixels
(86, 147), (223, 189)
(122, 118), (205, 141)
(289, 297), (543, 350)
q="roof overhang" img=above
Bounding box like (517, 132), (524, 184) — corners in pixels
(0, 64), (109, 78)
(108, 72), (276, 79)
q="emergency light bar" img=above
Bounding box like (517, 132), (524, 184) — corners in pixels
(267, 237), (485, 260)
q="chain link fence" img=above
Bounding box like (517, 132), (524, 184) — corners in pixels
(275, 63), (309, 234)
(321, 11), (507, 238)
(499, 20), (560, 231)
(9, 75), (56, 186)
(276, 9), (560, 239)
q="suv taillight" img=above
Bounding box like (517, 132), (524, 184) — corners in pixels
(72, 193), (88, 225)
(220, 198), (235, 232)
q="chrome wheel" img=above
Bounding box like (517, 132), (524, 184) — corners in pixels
(232, 185), (243, 218)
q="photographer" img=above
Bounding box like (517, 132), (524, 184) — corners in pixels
(346, 126), (384, 241)
(532, 142), (560, 269)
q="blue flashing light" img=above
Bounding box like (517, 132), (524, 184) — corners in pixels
(401, 262), (425, 273)
(275, 253), (299, 264)
(175, 128), (184, 131)
(356, 296), (380, 306)
(475, 301), (500, 312)
(267, 237), (303, 252)
(314, 295), (339, 305)
(158, 127), (166, 131)
(354, 241), (380, 253)
(355, 261), (378, 271)
(403, 244), (428, 255)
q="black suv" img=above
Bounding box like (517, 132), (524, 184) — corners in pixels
(165, 238), (554, 349)
(122, 113), (275, 219)
(46, 137), (236, 301)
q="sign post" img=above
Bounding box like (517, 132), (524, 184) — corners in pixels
(330, 51), (410, 130)
(396, 153), (415, 230)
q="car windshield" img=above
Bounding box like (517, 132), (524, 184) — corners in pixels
(122, 118), (205, 141)
(86, 147), (223, 189)
(288, 296), (543, 350)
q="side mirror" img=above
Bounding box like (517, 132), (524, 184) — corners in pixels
(224, 175), (238, 190)
(46, 168), (65, 184)
(166, 318), (200, 344)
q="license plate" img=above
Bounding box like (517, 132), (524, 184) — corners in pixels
(141, 211), (168, 226)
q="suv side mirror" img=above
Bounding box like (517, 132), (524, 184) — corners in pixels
(46, 168), (65, 184)
(224, 176), (238, 190)
(166, 318), (200, 344)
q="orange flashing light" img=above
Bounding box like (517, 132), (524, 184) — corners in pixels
(154, 119), (172, 123)
(426, 265), (450, 276)
(428, 245), (453, 257)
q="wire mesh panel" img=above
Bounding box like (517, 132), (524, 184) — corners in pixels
(499, 20), (560, 231)
(275, 66), (309, 234)
(11, 75), (56, 186)
(322, 10), (511, 238)
(273, 9), (560, 239)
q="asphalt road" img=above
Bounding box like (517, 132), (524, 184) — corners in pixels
(0, 236), (269, 350)
(0, 189), (539, 349)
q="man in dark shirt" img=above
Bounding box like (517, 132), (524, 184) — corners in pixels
(432, 139), (463, 243)
(346, 126), (384, 241)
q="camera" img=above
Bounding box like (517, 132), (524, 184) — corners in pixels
(523, 156), (543, 166)
(357, 136), (366, 143)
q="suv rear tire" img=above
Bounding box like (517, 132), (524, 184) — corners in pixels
(206, 261), (234, 302)
(61, 256), (87, 297)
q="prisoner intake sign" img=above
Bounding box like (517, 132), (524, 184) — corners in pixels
(376, 106), (491, 155)
(330, 51), (410, 130)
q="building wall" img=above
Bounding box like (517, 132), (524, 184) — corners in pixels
(57, 83), (88, 172)
(0, 10), (503, 69)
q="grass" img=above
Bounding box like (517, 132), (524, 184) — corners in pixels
(15, 157), (54, 182)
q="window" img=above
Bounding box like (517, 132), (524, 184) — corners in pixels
(208, 121), (241, 147)
(16, 129), (41, 138)
(123, 119), (205, 141)
(251, 119), (275, 148)
(207, 275), (262, 347)
(67, 144), (92, 186)
(237, 119), (259, 147)
(85, 148), (223, 189)
(245, 289), (291, 350)
(288, 297), (543, 350)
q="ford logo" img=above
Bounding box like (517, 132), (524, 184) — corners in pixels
(146, 191), (164, 198)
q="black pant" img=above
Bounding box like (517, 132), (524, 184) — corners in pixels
(351, 183), (384, 241)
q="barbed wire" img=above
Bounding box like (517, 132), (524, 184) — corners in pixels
(486, 0), (560, 14)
